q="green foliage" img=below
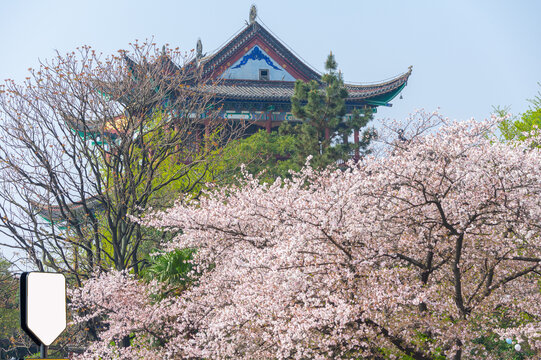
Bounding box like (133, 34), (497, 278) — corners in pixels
(469, 307), (536, 359)
(497, 83), (541, 141)
(0, 308), (18, 338)
(219, 129), (300, 184)
(0, 255), (23, 360)
(0, 256), (18, 339)
(219, 109), (374, 185)
(498, 107), (541, 141)
(515, 107), (541, 139)
(471, 333), (534, 360)
(142, 248), (195, 287)
(324, 51), (338, 71)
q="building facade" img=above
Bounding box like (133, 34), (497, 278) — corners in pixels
(191, 6), (411, 134)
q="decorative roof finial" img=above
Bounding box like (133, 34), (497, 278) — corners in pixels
(249, 4), (257, 24)
(196, 38), (203, 60)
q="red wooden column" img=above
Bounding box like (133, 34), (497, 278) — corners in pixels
(266, 105), (275, 133)
(266, 112), (272, 133)
(195, 127), (201, 151)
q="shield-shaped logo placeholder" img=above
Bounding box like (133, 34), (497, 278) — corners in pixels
(20, 272), (67, 346)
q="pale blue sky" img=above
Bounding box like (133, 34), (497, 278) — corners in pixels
(1, 0), (541, 123)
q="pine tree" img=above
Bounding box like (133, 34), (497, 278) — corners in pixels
(290, 52), (373, 166)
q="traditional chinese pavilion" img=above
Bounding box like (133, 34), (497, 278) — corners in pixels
(38, 6), (411, 223)
(192, 5), (411, 134)
(66, 5), (411, 140)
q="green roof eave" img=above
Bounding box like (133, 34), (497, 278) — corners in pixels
(37, 213), (68, 230)
(365, 82), (407, 106)
(364, 100), (392, 107)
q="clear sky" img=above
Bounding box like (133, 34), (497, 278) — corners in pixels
(1, 0), (541, 123)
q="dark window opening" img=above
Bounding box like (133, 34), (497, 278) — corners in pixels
(259, 69), (269, 80)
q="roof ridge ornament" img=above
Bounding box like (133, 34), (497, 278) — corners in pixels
(196, 38), (203, 60)
(249, 4), (257, 24)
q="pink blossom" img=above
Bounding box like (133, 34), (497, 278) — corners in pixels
(72, 112), (541, 359)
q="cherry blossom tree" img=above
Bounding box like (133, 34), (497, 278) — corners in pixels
(0, 42), (243, 281)
(71, 112), (541, 359)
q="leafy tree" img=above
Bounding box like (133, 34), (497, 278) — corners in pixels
(141, 248), (196, 299)
(218, 128), (300, 184)
(0, 254), (18, 339)
(71, 111), (541, 359)
(498, 83), (541, 141)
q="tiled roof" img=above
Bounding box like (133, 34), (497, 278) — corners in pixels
(346, 67), (412, 100)
(198, 80), (294, 101)
(196, 68), (411, 102)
